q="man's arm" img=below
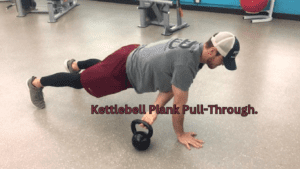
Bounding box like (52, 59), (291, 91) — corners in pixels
(153, 90), (174, 108)
(140, 85), (204, 150)
(171, 84), (188, 137)
(140, 90), (174, 128)
(172, 85), (204, 150)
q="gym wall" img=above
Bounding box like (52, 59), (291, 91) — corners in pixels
(97, 0), (300, 21)
(190, 0), (300, 16)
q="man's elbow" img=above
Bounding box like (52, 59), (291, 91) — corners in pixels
(173, 94), (188, 106)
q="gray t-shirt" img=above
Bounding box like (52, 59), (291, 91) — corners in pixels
(126, 38), (204, 94)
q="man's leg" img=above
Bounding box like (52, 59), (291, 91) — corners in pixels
(64, 59), (101, 74)
(28, 56), (95, 109)
(80, 44), (140, 98)
(27, 73), (82, 109)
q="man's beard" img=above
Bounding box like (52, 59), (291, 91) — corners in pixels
(207, 57), (216, 69)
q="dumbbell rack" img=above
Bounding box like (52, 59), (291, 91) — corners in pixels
(243, 0), (275, 23)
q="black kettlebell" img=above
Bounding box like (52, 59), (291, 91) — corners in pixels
(131, 119), (153, 151)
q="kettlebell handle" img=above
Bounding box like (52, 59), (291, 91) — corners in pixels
(131, 119), (153, 138)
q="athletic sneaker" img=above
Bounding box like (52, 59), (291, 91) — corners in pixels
(27, 76), (45, 109)
(64, 59), (80, 74)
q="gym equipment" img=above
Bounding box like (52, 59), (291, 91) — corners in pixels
(0, 0), (15, 10)
(241, 0), (269, 13)
(137, 0), (189, 36)
(242, 0), (275, 23)
(15, 0), (79, 23)
(131, 119), (153, 151)
(47, 0), (79, 23)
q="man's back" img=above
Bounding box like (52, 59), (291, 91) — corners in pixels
(126, 38), (204, 94)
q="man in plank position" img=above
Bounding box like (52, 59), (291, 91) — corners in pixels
(27, 32), (240, 150)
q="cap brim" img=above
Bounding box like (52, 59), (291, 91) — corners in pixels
(223, 57), (237, 71)
(223, 37), (239, 71)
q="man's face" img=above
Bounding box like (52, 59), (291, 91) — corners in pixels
(207, 55), (224, 69)
(202, 46), (225, 69)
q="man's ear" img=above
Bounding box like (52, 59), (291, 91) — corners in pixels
(211, 47), (218, 55)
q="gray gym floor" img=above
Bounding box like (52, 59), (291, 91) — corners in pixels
(1, 0), (300, 168)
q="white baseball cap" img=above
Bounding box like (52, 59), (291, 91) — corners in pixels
(211, 32), (240, 70)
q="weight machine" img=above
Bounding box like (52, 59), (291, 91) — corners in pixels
(15, 0), (79, 23)
(243, 0), (275, 23)
(0, 0), (15, 10)
(137, 0), (189, 36)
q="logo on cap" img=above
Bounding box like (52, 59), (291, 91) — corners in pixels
(231, 51), (239, 58)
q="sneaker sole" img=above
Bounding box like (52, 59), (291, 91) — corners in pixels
(64, 59), (70, 73)
(26, 77), (31, 90)
(26, 77), (46, 109)
(26, 77), (35, 107)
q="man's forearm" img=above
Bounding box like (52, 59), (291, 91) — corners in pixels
(141, 91), (173, 127)
(172, 104), (185, 137)
(153, 91), (174, 108)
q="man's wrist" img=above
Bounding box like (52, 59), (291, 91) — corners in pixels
(176, 132), (184, 137)
(149, 110), (158, 115)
